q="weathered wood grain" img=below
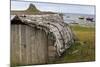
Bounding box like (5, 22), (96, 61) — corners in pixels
(11, 24), (49, 65)
(11, 24), (20, 65)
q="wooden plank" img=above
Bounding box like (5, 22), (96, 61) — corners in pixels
(18, 24), (22, 65)
(20, 24), (27, 65)
(15, 24), (20, 65)
(36, 29), (48, 64)
(11, 25), (16, 65)
(26, 25), (32, 64)
(30, 27), (39, 64)
(11, 24), (20, 65)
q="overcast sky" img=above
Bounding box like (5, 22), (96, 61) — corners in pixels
(12, 0), (95, 5)
(11, 0), (95, 15)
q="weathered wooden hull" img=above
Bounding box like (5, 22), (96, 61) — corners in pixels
(11, 14), (74, 66)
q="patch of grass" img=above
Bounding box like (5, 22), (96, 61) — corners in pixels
(71, 24), (95, 32)
(54, 24), (95, 63)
